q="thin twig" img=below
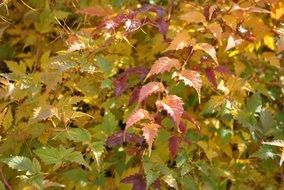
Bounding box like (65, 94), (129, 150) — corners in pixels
(0, 167), (13, 190)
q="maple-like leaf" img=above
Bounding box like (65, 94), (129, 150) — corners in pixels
(195, 43), (218, 64)
(156, 95), (184, 127)
(141, 123), (160, 155)
(121, 174), (147, 190)
(169, 136), (180, 158)
(33, 105), (59, 121)
(138, 82), (165, 103)
(173, 70), (202, 102)
(124, 109), (152, 139)
(146, 57), (181, 79)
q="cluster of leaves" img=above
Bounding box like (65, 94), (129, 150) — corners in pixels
(0, 0), (283, 189)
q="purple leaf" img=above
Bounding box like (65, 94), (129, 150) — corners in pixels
(121, 174), (146, 190)
(128, 87), (141, 106)
(205, 68), (217, 88)
(106, 131), (144, 148)
(169, 136), (180, 158)
(214, 65), (232, 75)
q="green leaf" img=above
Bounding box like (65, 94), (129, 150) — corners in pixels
(64, 151), (91, 170)
(145, 170), (160, 188)
(91, 141), (105, 168)
(34, 147), (62, 165)
(1, 156), (34, 174)
(2, 106), (13, 130)
(96, 54), (111, 75)
(102, 112), (118, 135)
(0, 181), (6, 190)
(246, 93), (262, 113)
(251, 145), (276, 159)
(162, 174), (179, 190)
(65, 128), (91, 143)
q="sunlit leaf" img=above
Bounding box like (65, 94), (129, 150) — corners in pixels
(142, 123), (160, 155)
(195, 43), (218, 64)
(138, 82), (165, 103)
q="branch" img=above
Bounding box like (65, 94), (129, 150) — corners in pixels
(0, 167), (13, 190)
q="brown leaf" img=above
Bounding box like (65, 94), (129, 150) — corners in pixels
(146, 57), (181, 79)
(77, 6), (113, 17)
(141, 123), (160, 155)
(156, 95), (184, 127)
(195, 43), (218, 64)
(138, 82), (165, 103)
(173, 70), (202, 102)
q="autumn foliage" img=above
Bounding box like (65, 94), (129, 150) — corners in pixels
(0, 0), (284, 189)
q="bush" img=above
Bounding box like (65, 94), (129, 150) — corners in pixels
(0, 0), (283, 189)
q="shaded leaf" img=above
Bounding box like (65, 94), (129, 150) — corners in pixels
(205, 68), (217, 88)
(169, 136), (180, 158)
(121, 174), (147, 190)
(173, 70), (202, 102)
(76, 6), (113, 17)
(138, 82), (165, 103)
(65, 128), (91, 143)
(33, 105), (59, 121)
(156, 95), (184, 127)
(146, 57), (181, 79)
(106, 131), (144, 147)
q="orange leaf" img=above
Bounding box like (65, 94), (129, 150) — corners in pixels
(141, 123), (160, 155)
(195, 43), (218, 64)
(146, 57), (181, 79)
(156, 95), (184, 127)
(173, 69), (202, 102)
(207, 23), (223, 45)
(138, 82), (165, 103)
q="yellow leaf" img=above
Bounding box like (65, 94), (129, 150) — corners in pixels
(180, 10), (206, 24)
(2, 106), (13, 130)
(263, 35), (275, 50)
(263, 52), (280, 68)
(207, 22), (223, 45)
(271, 2), (284, 20)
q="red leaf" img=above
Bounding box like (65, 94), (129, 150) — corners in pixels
(142, 123), (161, 154)
(214, 65), (232, 75)
(195, 43), (218, 64)
(146, 57), (181, 79)
(125, 109), (152, 138)
(121, 174), (146, 190)
(178, 121), (187, 134)
(128, 87), (141, 106)
(169, 136), (180, 158)
(138, 82), (165, 103)
(156, 95), (184, 127)
(205, 68), (217, 88)
(173, 69), (202, 103)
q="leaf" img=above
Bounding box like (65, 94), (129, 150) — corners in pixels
(162, 174), (179, 190)
(156, 95), (184, 127)
(180, 10), (206, 24)
(262, 52), (280, 68)
(262, 140), (284, 148)
(195, 43), (218, 64)
(263, 35), (276, 50)
(4, 60), (26, 75)
(121, 174), (147, 190)
(146, 57), (181, 79)
(205, 68), (217, 88)
(1, 156), (34, 174)
(225, 35), (243, 51)
(90, 141), (105, 167)
(165, 32), (195, 51)
(2, 106), (13, 130)
(182, 112), (200, 130)
(251, 145), (276, 159)
(169, 136), (180, 158)
(207, 22), (223, 45)
(138, 82), (165, 103)
(76, 6), (113, 17)
(145, 170), (160, 188)
(246, 93), (262, 113)
(106, 131), (144, 148)
(65, 128), (91, 143)
(141, 123), (161, 155)
(102, 112), (118, 135)
(280, 149), (284, 166)
(173, 70), (202, 102)
(96, 54), (111, 74)
(34, 146), (91, 169)
(125, 109), (151, 137)
(33, 105), (59, 121)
